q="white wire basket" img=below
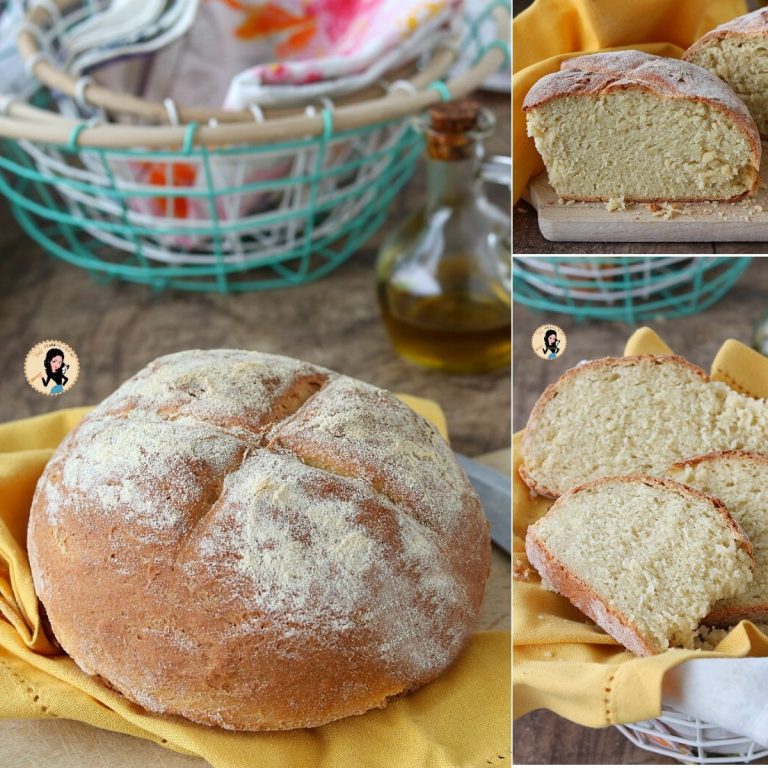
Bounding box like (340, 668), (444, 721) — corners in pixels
(616, 708), (768, 764)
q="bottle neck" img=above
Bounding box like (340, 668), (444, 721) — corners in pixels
(425, 150), (480, 208)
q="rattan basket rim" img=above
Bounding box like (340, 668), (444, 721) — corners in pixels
(3, 0), (509, 149)
(18, 0), (462, 123)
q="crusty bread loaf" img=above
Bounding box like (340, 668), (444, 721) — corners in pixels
(520, 355), (768, 498)
(685, 10), (768, 137)
(27, 350), (490, 731)
(525, 476), (754, 655)
(523, 51), (761, 202)
(668, 451), (768, 625)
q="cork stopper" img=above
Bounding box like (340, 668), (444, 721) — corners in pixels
(426, 100), (480, 161)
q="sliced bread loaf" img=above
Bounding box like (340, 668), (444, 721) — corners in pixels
(685, 10), (768, 137)
(525, 476), (754, 655)
(520, 355), (768, 498)
(668, 451), (768, 625)
(523, 50), (761, 202)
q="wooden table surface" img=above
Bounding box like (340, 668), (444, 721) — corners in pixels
(0, 92), (511, 766)
(512, 256), (768, 764)
(512, 0), (768, 254)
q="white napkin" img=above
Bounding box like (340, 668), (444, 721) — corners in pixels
(663, 658), (768, 749)
(0, 0), (35, 97)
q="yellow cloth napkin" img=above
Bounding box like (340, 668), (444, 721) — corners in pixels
(0, 400), (510, 768)
(512, 0), (749, 203)
(513, 327), (768, 727)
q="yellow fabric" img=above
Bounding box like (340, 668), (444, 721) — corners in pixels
(0, 402), (510, 768)
(513, 327), (768, 727)
(512, 0), (749, 203)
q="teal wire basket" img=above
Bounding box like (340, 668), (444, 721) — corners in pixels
(0, 0), (510, 293)
(0, 118), (422, 292)
(513, 257), (752, 323)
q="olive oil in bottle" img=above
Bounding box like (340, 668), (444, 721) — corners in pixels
(376, 100), (510, 373)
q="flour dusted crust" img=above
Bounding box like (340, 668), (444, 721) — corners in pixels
(685, 9), (768, 55)
(525, 475), (754, 656)
(525, 530), (656, 655)
(522, 51), (762, 202)
(27, 350), (490, 731)
(684, 11), (768, 139)
(523, 51), (760, 154)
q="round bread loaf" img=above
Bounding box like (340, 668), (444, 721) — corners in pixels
(27, 350), (490, 730)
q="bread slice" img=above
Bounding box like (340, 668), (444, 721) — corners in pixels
(668, 451), (768, 625)
(525, 476), (754, 655)
(520, 355), (768, 498)
(523, 50), (761, 202)
(685, 9), (768, 137)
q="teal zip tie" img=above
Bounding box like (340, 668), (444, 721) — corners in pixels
(428, 81), (451, 102)
(66, 121), (88, 153)
(320, 108), (333, 140)
(182, 122), (199, 154)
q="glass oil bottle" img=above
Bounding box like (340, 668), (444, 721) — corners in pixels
(376, 99), (510, 373)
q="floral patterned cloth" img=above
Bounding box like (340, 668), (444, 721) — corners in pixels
(90, 0), (460, 109)
(221, 0), (460, 107)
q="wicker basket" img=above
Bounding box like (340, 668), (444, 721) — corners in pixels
(616, 708), (768, 765)
(0, 0), (510, 292)
(513, 257), (751, 323)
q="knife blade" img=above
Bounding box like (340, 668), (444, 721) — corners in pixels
(456, 453), (511, 554)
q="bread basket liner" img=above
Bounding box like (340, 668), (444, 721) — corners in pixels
(513, 327), (768, 728)
(512, 0), (749, 204)
(0, 394), (510, 768)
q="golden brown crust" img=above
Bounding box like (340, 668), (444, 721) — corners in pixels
(517, 462), (556, 499)
(525, 529), (657, 656)
(520, 355), (711, 498)
(525, 475), (755, 654)
(523, 51), (762, 200)
(706, 604), (768, 627)
(684, 11), (768, 140)
(685, 9), (768, 60)
(28, 350), (490, 731)
(668, 450), (768, 626)
(523, 52), (759, 152)
(669, 450), (768, 473)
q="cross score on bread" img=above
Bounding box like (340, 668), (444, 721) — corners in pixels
(28, 350), (491, 730)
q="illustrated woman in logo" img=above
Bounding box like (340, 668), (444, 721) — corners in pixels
(31, 347), (69, 395)
(542, 329), (560, 360)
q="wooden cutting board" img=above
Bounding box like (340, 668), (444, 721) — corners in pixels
(527, 162), (768, 242)
(0, 450), (511, 768)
